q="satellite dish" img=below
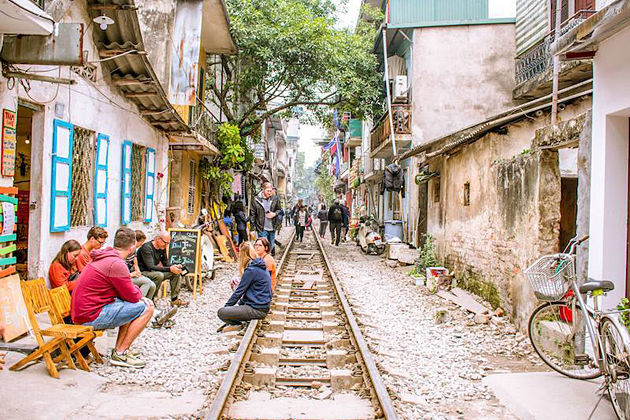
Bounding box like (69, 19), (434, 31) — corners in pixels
(93, 15), (114, 30)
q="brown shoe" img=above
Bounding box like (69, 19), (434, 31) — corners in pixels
(171, 298), (189, 307)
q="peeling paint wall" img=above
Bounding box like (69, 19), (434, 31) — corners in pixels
(136, 0), (177, 90)
(427, 98), (591, 329)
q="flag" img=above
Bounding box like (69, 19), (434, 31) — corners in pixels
(332, 109), (341, 130)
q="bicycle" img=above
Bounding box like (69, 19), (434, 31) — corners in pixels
(525, 235), (630, 419)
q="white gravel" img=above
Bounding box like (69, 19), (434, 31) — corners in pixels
(321, 236), (541, 419)
(91, 227), (295, 416)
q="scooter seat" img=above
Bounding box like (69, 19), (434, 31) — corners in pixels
(579, 279), (615, 294)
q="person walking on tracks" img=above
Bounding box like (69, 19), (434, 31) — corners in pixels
(295, 205), (307, 242)
(217, 244), (272, 332)
(328, 200), (344, 246)
(250, 182), (281, 256)
(317, 204), (328, 239)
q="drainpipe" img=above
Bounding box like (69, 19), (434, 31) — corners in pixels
(551, 0), (563, 126)
(381, 8), (397, 158)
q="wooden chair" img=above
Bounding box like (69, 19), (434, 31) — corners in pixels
(10, 279), (86, 378)
(49, 285), (104, 370)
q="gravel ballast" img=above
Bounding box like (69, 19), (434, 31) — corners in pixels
(321, 235), (542, 419)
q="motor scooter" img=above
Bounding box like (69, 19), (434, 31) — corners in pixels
(357, 215), (385, 255)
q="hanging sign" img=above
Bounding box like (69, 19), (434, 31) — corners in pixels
(1, 110), (17, 177)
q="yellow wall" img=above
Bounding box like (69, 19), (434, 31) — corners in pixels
(169, 150), (203, 226)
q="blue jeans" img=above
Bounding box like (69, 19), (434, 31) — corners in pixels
(83, 298), (147, 330)
(258, 230), (276, 252)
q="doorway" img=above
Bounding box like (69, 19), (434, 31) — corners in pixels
(15, 105), (34, 280)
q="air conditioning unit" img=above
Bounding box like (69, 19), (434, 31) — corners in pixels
(393, 75), (408, 103)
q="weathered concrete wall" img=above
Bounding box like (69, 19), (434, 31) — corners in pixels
(426, 97), (591, 329)
(406, 23), (517, 246)
(0, 1), (170, 280)
(136, 0), (177, 90)
(576, 111), (592, 286)
(410, 23), (517, 146)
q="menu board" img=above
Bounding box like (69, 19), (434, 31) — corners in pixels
(168, 229), (201, 275)
(2, 109), (16, 177)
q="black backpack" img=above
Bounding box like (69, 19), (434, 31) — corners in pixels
(332, 207), (343, 221)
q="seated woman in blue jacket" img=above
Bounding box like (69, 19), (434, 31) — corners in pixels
(217, 243), (272, 331)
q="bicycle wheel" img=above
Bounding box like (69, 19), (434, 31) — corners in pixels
(528, 301), (601, 379)
(601, 318), (630, 420)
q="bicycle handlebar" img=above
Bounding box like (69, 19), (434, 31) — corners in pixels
(565, 234), (590, 255)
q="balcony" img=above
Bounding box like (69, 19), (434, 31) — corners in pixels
(189, 105), (217, 145)
(514, 10), (596, 99)
(348, 119), (363, 147)
(370, 104), (412, 158)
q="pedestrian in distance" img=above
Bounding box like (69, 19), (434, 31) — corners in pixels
(341, 203), (350, 243)
(250, 181), (281, 256)
(317, 204), (328, 239)
(71, 227), (155, 368)
(295, 205), (307, 242)
(254, 237), (277, 291)
(217, 242), (272, 332)
(328, 200), (344, 246)
(49, 240), (82, 292)
(233, 200), (249, 246)
(292, 199), (303, 225)
(76, 226), (109, 272)
(276, 207), (285, 234)
(137, 231), (189, 307)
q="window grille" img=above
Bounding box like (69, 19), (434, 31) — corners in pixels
(463, 182), (470, 207)
(130, 144), (146, 221)
(187, 160), (196, 214)
(70, 126), (94, 227)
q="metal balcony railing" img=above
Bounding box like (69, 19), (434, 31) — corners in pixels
(370, 104), (412, 154)
(189, 104), (217, 143)
(515, 10), (596, 86)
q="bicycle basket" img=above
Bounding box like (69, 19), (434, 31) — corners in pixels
(524, 254), (575, 301)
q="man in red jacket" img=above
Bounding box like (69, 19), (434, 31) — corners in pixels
(71, 227), (154, 368)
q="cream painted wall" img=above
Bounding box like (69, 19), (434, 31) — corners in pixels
(588, 25), (630, 308)
(0, 1), (170, 280)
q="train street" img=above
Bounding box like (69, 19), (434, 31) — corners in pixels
(3, 0), (630, 418)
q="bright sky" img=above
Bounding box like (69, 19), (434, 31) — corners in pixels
(298, 0), (362, 168)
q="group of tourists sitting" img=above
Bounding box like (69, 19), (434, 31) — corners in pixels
(47, 227), (189, 368)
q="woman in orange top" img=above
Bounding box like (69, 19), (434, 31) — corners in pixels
(254, 237), (277, 290)
(48, 240), (81, 291)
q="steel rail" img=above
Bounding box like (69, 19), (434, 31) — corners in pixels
(311, 228), (399, 420)
(206, 230), (296, 420)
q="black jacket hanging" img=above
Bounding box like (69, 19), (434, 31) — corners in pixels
(381, 163), (405, 198)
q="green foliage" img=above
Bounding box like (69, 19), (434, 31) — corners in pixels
(314, 167), (335, 204)
(618, 298), (630, 331)
(415, 234), (440, 275)
(199, 123), (248, 197)
(217, 123), (244, 167)
(208, 0), (382, 137)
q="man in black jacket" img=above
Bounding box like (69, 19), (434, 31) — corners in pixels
(138, 231), (189, 307)
(317, 204), (328, 238)
(328, 200), (344, 246)
(250, 182), (281, 255)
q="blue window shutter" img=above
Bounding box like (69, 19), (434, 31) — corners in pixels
(94, 134), (109, 227)
(121, 140), (132, 225)
(144, 148), (156, 223)
(50, 119), (74, 232)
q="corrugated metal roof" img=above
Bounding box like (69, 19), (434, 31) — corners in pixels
(87, 0), (189, 133)
(516, 0), (548, 55)
(389, 0), (489, 28)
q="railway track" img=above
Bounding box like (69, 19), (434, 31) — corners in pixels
(207, 228), (397, 420)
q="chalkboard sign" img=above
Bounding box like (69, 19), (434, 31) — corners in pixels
(168, 229), (201, 274)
